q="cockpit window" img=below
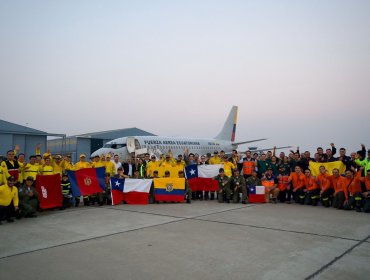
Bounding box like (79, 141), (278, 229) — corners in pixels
(103, 143), (127, 149)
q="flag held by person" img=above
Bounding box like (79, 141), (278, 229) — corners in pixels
(67, 167), (106, 197)
(110, 178), (152, 205)
(184, 164), (221, 191)
(248, 185), (265, 203)
(309, 161), (346, 177)
(35, 174), (63, 209)
(154, 178), (185, 202)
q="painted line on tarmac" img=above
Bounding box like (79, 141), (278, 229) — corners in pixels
(0, 204), (252, 260)
(304, 234), (370, 280)
(192, 218), (364, 243)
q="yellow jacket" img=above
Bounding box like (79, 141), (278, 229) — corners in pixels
(0, 166), (10, 185)
(53, 163), (63, 176)
(24, 164), (40, 180)
(92, 161), (106, 168)
(209, 156), (222, 165)
(61, 160), (74, 171)
(104, 161), (115, 176)
(0, 184), (19, 207)
(146, 161), (159, 177)
(39, 165), (54, 175)
(74, 161), (91, 170)
(223, 161), (235, 177)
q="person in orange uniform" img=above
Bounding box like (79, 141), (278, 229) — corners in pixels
(277, 165), (290, 203)
(242, 151), (256, 179)
(343, 169), (363, 212)
(303, 169), (320, 206)
(262, 167), (279, 203)
(359, 169), (370, 212)
(317, 166), (333, 207)
(288, 166), (306, 204)
(331, 168), (347, 209)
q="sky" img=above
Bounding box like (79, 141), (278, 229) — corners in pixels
(0, 0), (369, 154)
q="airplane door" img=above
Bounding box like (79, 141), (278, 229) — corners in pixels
(126, 137), (136, 153)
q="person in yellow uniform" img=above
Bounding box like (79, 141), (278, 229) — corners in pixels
(209, 151), (222, 165)
(222, 155), (235, 177)
(74, 154), (91, 170)
(17, 153), (26, 183)
(0, 165), (9, 186)
(0, 176), (19, 224)
(52, 155), (63, 177)
(61, 155), (74, 172)
(39, 158), (54, 175)
(24, 156), (40, 180)
(104, 154), (115, 176)
(91, 155), (105, 169)
(1, 150), (21, 183)
(146, 155), (159, 178)
(160, 155), (176, 176)
(174, 159), (185, 177)
(73, 154), (91, 206)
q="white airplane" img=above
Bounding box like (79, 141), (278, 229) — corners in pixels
(90, 106), (289, 159)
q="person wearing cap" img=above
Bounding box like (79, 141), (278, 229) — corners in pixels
(18, 176), (39, 217)
(91, 155), (105, 169)
(61, 155), (74, 172)
(146, 155), (159, 178)
(114, 167), (129, 179)
(104, 154), (115, 176)
(262, 168), (279, 203)
(231, 169), (247, 204)
(39, 157), (55, 175)
(355, 146), (370, 176)
(246, 170), (262, 193)
(60, 173), (73, 209)
(74, 154), (91, 170)
(159, 155), (175, 173)
(214, 168), (231, 203)
(209, 151), (222, 165)
(52, 155), (64, 176)
(24, 155), (40, 181)
(0, 176), (19, 224)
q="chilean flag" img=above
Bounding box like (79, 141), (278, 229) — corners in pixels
(184, 164), (222, 191)
(67, 167), (106, 197)
(249, 185), (265, 203)
(36, 174), (63, 209)
(111, 178), (152, 205)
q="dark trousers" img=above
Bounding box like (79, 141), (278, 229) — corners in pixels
(304, 189), (320, 206)
(321, 189), (334, 207)
(0, 205), (13, 221)
(333, 191), (345, 209)
(344, 192), (363, 211)
(293, 188), (305, 204)
(278, 190), (287, 202)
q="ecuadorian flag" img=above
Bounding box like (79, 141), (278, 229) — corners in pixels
(154, 178), (185, 202)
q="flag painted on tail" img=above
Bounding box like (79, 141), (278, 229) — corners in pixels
(249, 185), (265, 203)
(35, 174), (63, 209)
(110, 178), (152, 205)
(66, 167), (106, 197)
(184, 164), (221, 191)
(154, 178), (185, 202)
(309, 161), (346, 177)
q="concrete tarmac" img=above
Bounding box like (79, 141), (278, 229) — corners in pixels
(0, 202), (369, 280)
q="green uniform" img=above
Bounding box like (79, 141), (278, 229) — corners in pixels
(214, 175), (231, 203)
(246, 176), (262, 188)
(18, 184), (38, 217)
(184, 179), (192, 203)
(257, 160), (270, 176)
(230, 175), (247, 203)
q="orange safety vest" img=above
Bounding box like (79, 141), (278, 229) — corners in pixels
(262, 179), (275, 193)
(278, 175), (290, 191)
(243, 161), (255, 175)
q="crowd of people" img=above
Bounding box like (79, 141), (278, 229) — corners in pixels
(0, 143), (369, 225)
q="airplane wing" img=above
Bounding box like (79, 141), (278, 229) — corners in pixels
(232, 138), (267, 146)
(247, 146), (292, 153)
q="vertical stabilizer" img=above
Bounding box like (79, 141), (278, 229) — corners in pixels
(214, 106), (238, 142)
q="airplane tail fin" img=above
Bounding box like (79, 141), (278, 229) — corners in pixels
(214, 106), (238, 142)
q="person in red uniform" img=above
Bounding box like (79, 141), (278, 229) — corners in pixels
(317, 166), (334, 207)
(303, 169), (320, 206)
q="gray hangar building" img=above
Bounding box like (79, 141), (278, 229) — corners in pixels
(0, 119), (64, 158)
(47, 128), (155, 163)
